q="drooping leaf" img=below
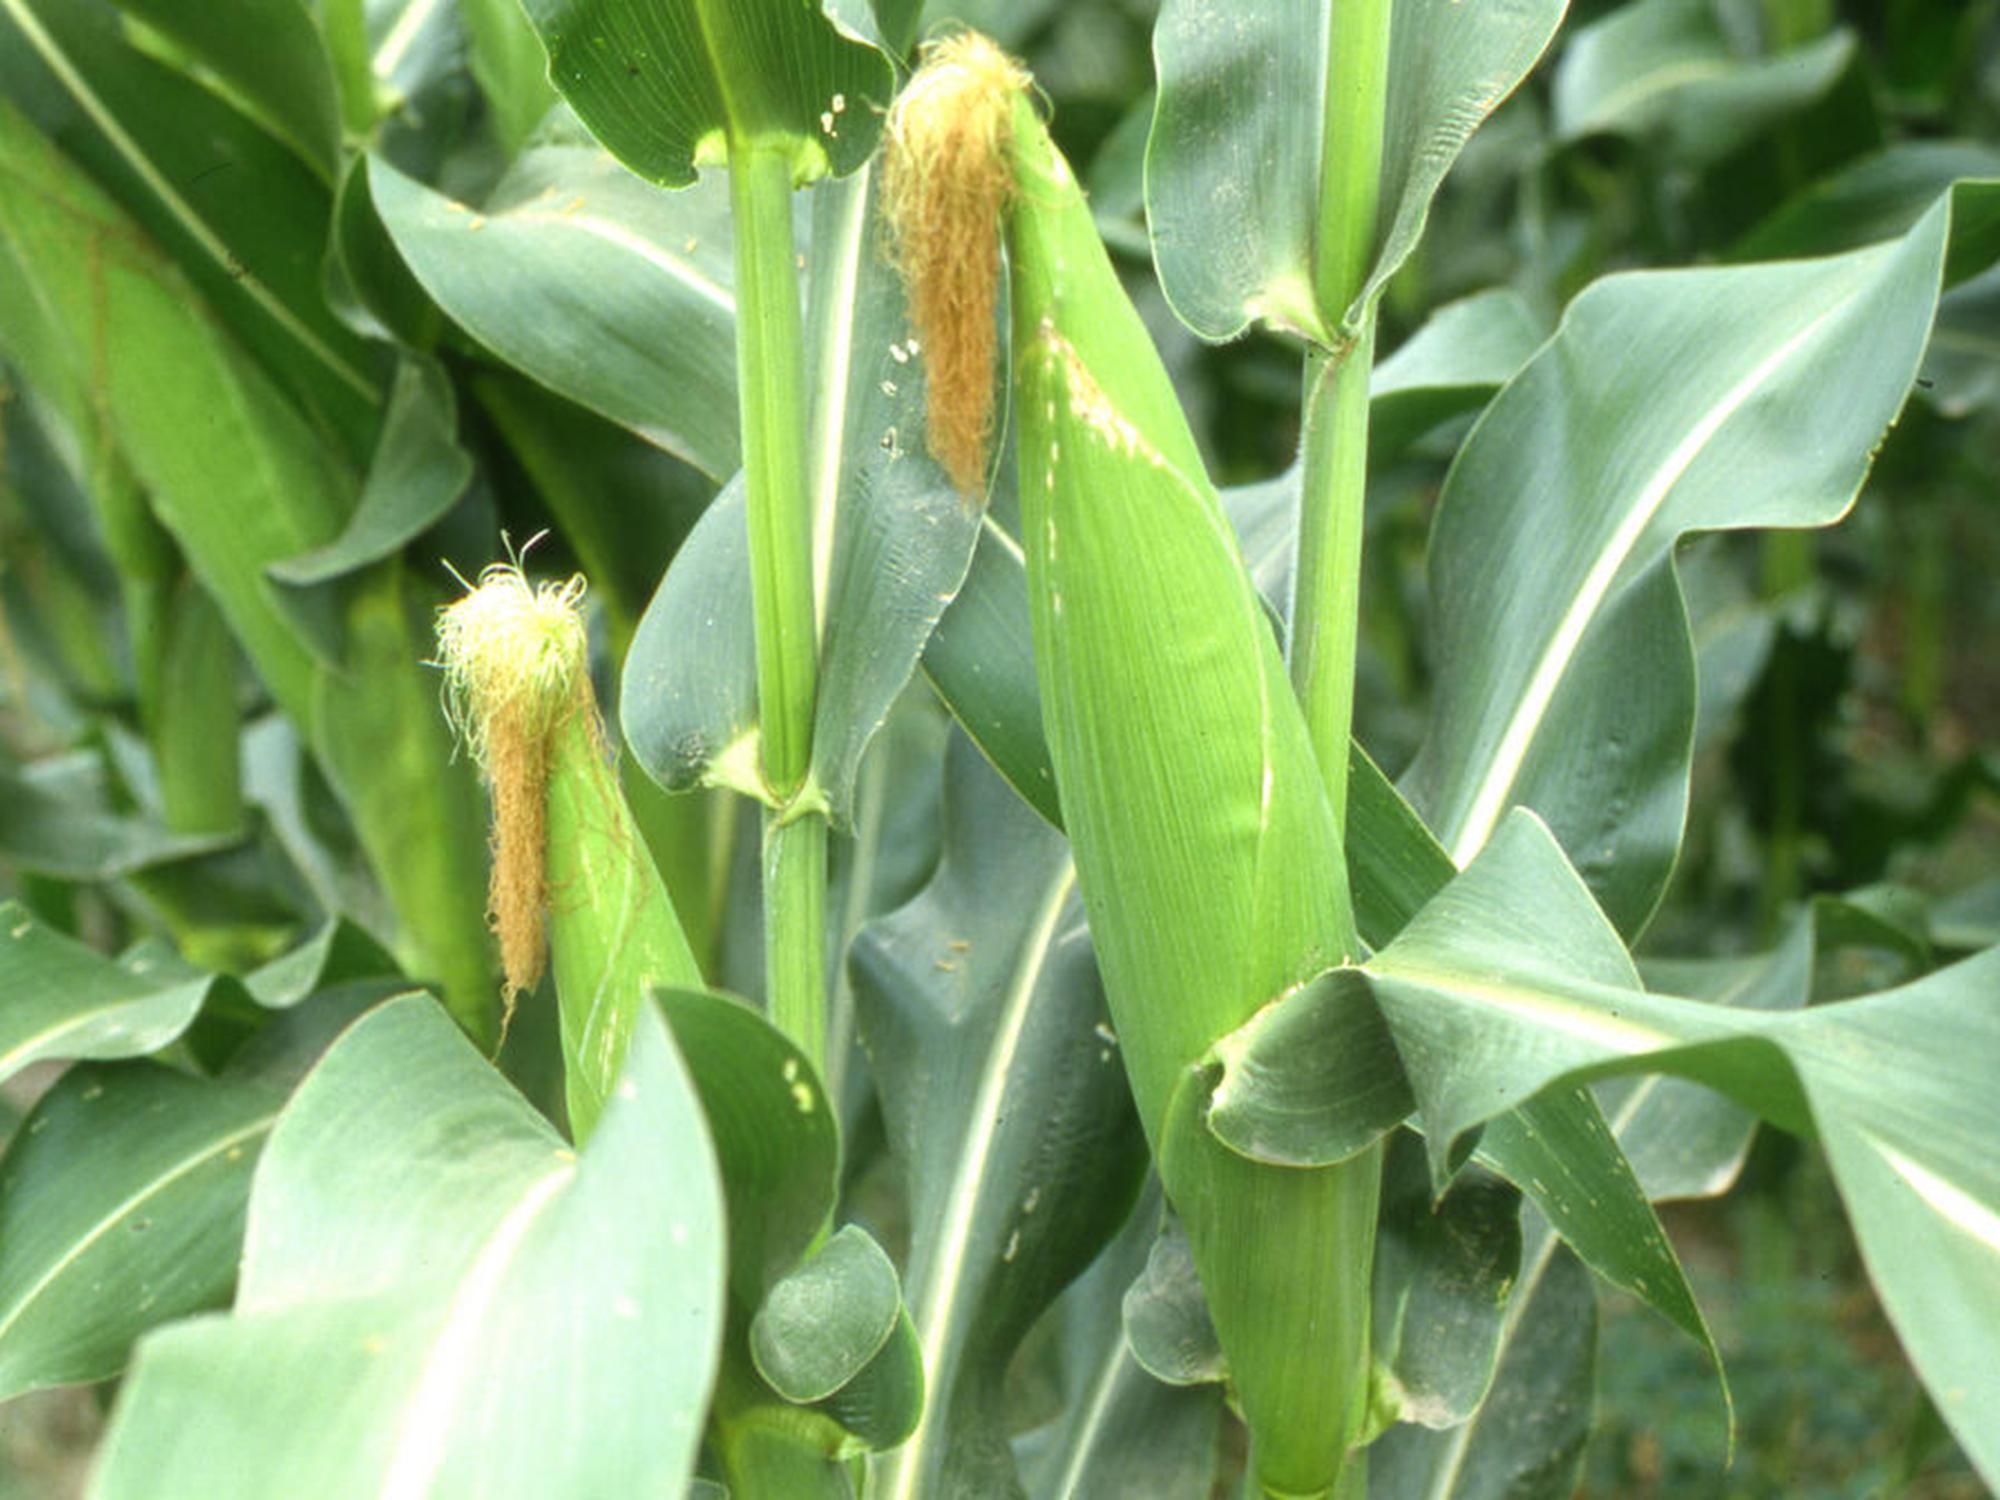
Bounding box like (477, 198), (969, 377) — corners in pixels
(1012, 1186), (1223, 1500)
(0, 1062), (278, 1399)
(1371, 1133), (1521, 1432)
(0, 99), (494, 1025)
(0, 0), (379, 452)
(1370, 1241), (1597, 1500)
(1235, 812), (2000, 1486)
(621, 166), (983, 824)
(370, 144), (742, 480)
(1145, 0), (1567, 341)
(853, 736), (1148, 1500)
(0, 754), (237, 882)
(1552, 0), (1855, 166)
(516, 0), (891, 188)
(267, 357), (473, 588)
(91, 995), (728, 1500)
(1398, 197), (1956, 934)
(0, 902), (227, 1085)
(112, 0), (343, 180)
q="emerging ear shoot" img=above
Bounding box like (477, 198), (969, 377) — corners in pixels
(434, 564), (591, 1021)
(881, 30), (1030, 500)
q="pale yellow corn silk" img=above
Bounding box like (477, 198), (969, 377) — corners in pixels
(882, 30), (1031, 499)
(434, 564), (591, 1014)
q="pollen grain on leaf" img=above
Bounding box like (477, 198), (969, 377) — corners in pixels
(881, 30), (1030, 500)
(433, 563), (591, 1028)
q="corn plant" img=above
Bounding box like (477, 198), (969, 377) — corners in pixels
(0, 0), (1997, 1496)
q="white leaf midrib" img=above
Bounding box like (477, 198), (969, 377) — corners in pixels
(1447, 297), (1849, 863)
(0, 1112), (275, 1355)
(878, 862), (1077, 1500)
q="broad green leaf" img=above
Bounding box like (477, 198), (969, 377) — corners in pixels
(91, 995), (727, 1500)
(1263, 812), (2000, 1486)
(655, 988), (836, 1297)
(656, 988), (917, 1463)
(1371, 1134), (1521, 1431)
(1730, 148), (2000, 287)
(459, 0), (560, 153)
(0, 0), (379, 452)
(1369, 288), (1550, 464)
(0, 1062), (278, 1399)
(370, 144), (741, 480)
(1370, 1241), (1596, 1500)
(0, 100), (494, 1026)
(621, 166), (983, 824)
(324, 150), (441, 348)
(853, 737), (1148, 1500)
(1206, 974), (1720, 1415)
(751, 1224), (897, 1403)
(0, 754), (236, 882)
(1145, 0), (1567, 341)
(1399, 199), (1954, 934)
(267, 358), (472, 588)
(1552, 0), (1854, 166)
(242, 917), (402, 1011)
(1013, 1187), (1224, 1500)
(517, 0), (891, 187)
(0, 902), (226, 1085)
(113, 0), (343, 179)
(1120, 1216), (1224, 1389)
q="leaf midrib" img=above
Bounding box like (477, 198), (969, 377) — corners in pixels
(0, 0), (377, 404)
(0, 1111), (275, 1363)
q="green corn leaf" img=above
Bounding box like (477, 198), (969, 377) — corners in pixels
(1012, 1186), (1225, 1499)
(620, 166), (984, 824)
(1145, 0), (1566, 341)
(1370, 1241), (1597, 1500)
(0, 99), (494, 1031)
(0, 902), (230, 1086)
(0, 0), (379, 454)
(1399, 194), (1964, 935)
(267, 357), (473, 590)
(1552, 0), (1855, 166)
(1731, 151), (2000, 285)
(111, 0), (343, 181)
(517, 0), (891, 188)
(458, 0), (559, 154)
(1235, 811), (2000, 1487)
(0, 1062), (278, 1400)
(655, 987), (837, 1297)
(749, 1223), (902, 1405)
(1371, 1134), (1522, 1433)
(0, 754), (238, 882)
(654, 985), (920, 1464)
(89, 995), (727, 1500)
(370, 145), (742, 481)
(852, 736), (1149, 1500)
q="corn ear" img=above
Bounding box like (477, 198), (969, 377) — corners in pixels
(437, 564), (702, 1140)
(998, 89), (1373, 1496)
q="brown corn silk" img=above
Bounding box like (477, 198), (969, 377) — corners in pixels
(881, 31), (1031, 499)
(434, 566), (590, 1031)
